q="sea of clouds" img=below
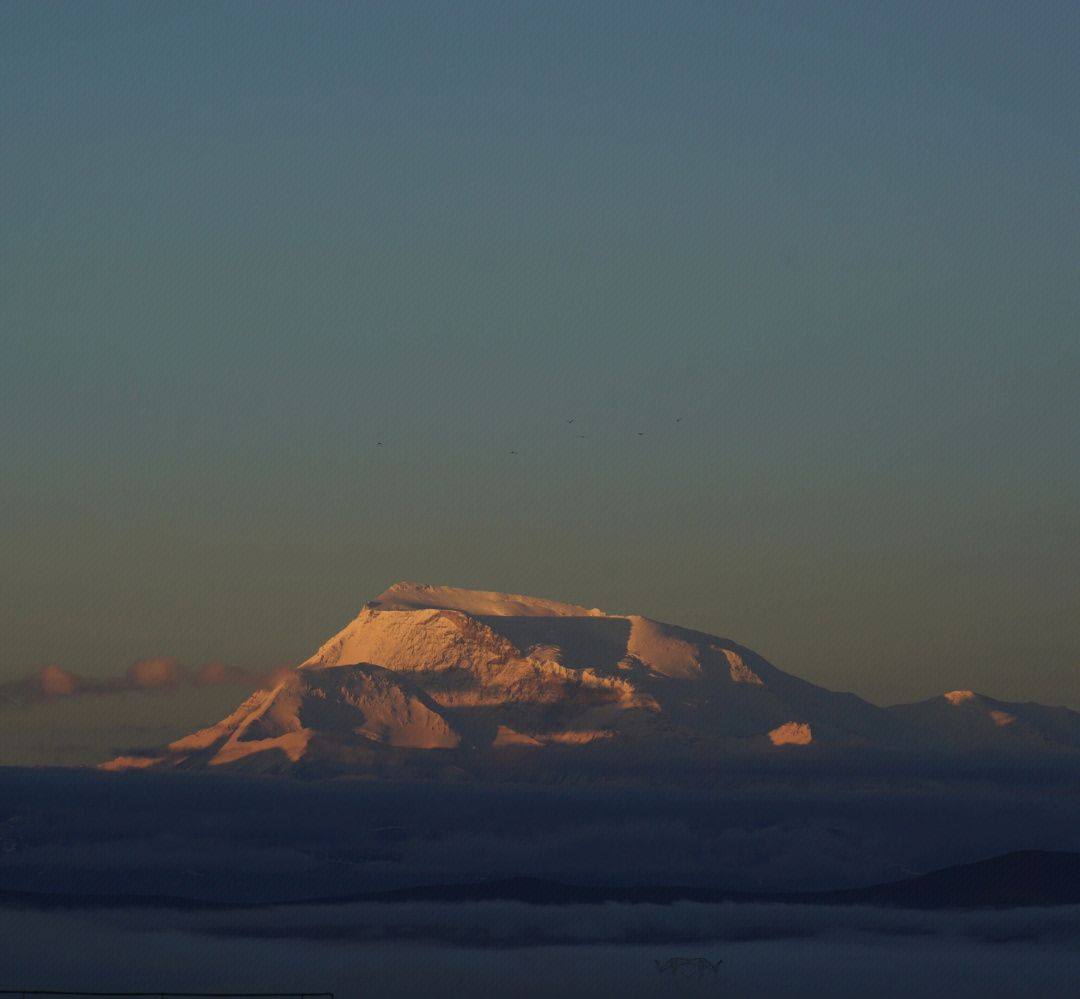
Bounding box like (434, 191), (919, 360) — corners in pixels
(4, 766), (1080, 997)
(4, 902), (1080, 999)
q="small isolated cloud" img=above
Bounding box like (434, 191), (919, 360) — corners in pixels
(33, 663), (85, 698)
(123, 652), (187, 691)
(256, 663), (299, 690)
(192, 662), (252, 687)
(0, 663), (90, 704)
(193, 661), (297, 690)
(124, 656), (188, 690)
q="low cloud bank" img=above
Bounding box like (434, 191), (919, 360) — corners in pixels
(6, 906), (1080, 999)
(179, 897), (1080, 947)
(0, 659), (296, 706)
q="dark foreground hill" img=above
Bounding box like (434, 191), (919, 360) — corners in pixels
(4, 851), (1079, 913)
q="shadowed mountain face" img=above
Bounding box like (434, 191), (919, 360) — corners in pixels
(887, 690), (1080, 750)
(6, 849), (1080, 912)
(285, 850), (1080, 910)
(101, 583), (1080, 776)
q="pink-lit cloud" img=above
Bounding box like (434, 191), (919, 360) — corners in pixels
(0, 657), (297, 706)
(124, 655), (187, 690)
(27, 663), (86, 699)
(255, 664), (299, 690)
(192, 661), (296, 691)
(192, 661), (251, 687)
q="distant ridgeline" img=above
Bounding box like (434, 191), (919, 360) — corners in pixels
(4, 853), (1080, 912)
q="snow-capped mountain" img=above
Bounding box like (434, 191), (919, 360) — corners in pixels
(887, 689), (1080, 752)
(99, 583), (1080, 775)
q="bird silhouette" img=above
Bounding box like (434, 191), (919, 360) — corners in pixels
(637, 432), (644, 436)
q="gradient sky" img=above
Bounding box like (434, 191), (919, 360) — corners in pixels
(3, 1), (1079, 727)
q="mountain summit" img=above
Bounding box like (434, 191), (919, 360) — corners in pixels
(100, 584), (1080, 776)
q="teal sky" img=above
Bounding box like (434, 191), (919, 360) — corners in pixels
(3, 0), (1079, 717)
